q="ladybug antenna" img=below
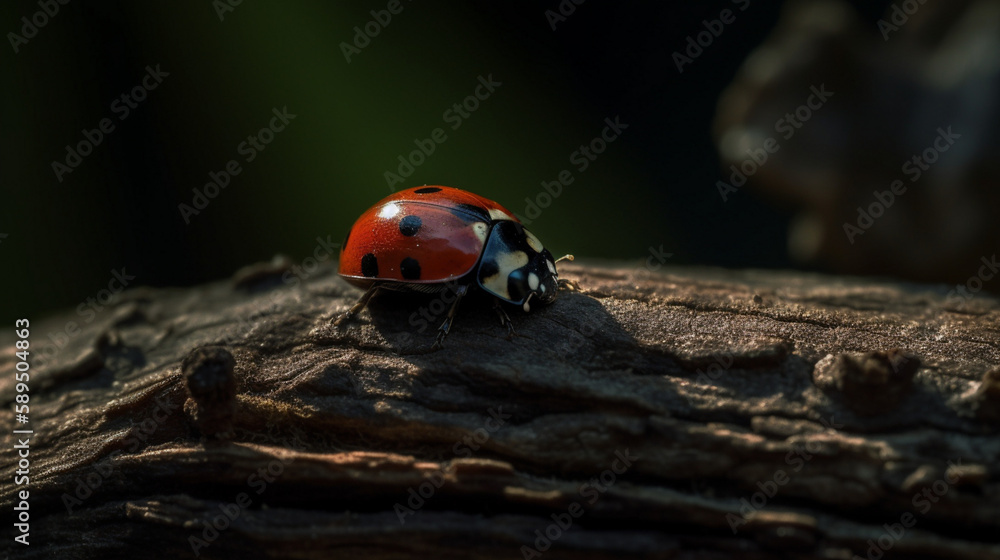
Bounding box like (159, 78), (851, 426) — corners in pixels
(553, 255), (578, 291)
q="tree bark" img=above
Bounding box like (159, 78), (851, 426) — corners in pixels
(2, 259), (999, 559)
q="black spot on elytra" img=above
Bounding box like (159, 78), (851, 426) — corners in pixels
(400, 257), (421, 280)
(415, 187), (441, 194)
(361, 253), (379, 277)
(399, 215), (422, 237)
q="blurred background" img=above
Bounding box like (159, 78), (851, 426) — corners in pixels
(6, 0), (999, 321)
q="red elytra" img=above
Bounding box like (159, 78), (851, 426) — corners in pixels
(338, 185), (520, 286)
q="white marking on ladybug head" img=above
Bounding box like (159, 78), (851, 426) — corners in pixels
(540, 283), (547, 293)
(472, 221), (489, 243)
(546, 259), (556, 274)
(378, 202), (401, 220)
(528, 272), (540, 290)
(524, 230), (544, 253)
(488, 208), (514, 222)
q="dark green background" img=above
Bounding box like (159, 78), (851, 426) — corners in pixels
(1, 1), (891, 320)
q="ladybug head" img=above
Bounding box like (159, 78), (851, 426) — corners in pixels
(519, 247), (560, 309)
(476, 222), (566, 312)
(531, 252), (575, 308)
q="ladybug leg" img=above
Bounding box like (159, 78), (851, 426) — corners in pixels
(492, 299), (516, 339)
(333, 283), (382, 327)
(557, 278), (580, 291)
(555, 255), (578, 291)
(432, 284), (469, 349)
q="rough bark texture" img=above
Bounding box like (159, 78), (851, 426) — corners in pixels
(2, 259), (999, 559)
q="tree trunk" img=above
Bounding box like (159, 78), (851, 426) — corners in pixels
(3, 259), (999, 559)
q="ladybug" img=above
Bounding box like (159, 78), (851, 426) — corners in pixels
(335, 185), (573, 348)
